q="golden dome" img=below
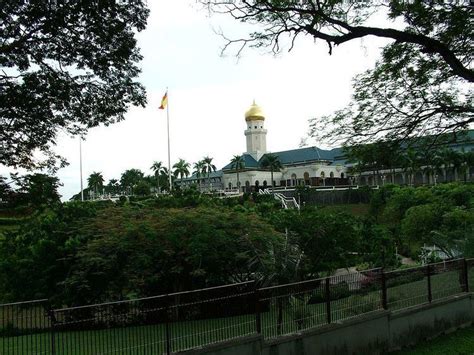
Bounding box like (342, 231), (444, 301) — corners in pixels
(245, 100), (265, 121)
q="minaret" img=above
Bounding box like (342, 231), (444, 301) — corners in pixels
(244, 101), (267, 161)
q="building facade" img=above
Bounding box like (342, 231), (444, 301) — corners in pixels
(180, 102), (474, 192)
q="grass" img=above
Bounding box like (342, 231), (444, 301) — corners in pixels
(0, 267), (467, 354)
(396, 325), (474, 354)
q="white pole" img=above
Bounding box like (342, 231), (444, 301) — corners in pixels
(166, 89), (172, 192)
(79, 137), (84, 201)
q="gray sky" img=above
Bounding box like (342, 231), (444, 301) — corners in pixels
(4, 1), (393, 200)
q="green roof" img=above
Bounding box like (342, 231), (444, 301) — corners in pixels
(222, 147), (345, 171)
(269, 147), (345, 165)
(222, 154), (259, 170)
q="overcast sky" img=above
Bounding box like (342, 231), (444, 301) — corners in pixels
(4, 1), (394, 200)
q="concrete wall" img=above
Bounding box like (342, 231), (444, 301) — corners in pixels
(179, 294), (474, 355)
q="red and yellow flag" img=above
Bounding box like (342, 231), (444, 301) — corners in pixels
(159, 92), (168, 110)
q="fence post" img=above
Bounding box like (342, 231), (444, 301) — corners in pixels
(47, 309), (56, 355)
(381, 269), (388, 310)
(427, 264), (432, 303)
(463, 258), (469, 292)
(325, 278), (331, 324)
(255, 288), (261, 334)
(165, 295), (171, 355)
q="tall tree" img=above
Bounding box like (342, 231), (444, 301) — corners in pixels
(193, 160), (205, 189)
(1, 1), (149, 170)
(106, 178), (119, 195)
(260, 154), (282, 192)
(12, 173), (61, 206)
(150, 161), (165, 190)
(230, 155), (245, 191)
(0, 176), (12, 203)
(87, 172), (104, 197)
(120, 169), (144, 195)
(401, 148), (420, 186)
(201, 1), (472, 143)
(173, 159), (190, 185)
(202, 156), (217, 189)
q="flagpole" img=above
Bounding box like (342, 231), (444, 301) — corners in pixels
(166, 88), (172, 192)
(79, 137), (84, 201)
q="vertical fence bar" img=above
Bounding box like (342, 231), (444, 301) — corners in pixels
(165, 295), (171, 355)
(381, 269), (388, 310)
(48, 309), (56, 355)
(463, 258), (469, 292)
(427, 264), (432, 303)
(325, 278), (331, 324)
(255, 289), (261, 334)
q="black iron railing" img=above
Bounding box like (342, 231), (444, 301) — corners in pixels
(0, 259), (472, 354)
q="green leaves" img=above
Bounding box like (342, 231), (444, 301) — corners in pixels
(1, 1), (149, 169)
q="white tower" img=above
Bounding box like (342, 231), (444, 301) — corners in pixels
(244, 101), (267, 161)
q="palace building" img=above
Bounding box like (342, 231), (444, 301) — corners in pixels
(180, 102), (474, 192)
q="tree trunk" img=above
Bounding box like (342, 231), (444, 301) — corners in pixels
(236, 170), (240, 192)
(271, 170), (274, 193)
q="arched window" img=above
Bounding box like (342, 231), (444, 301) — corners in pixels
(320, 172), (325, 178)
(245, 181), (250, 188)
(255, 180), (259, 187)
(304, 172), (310, 185)
(263, 180), (268, 187)
(341, 172), (345, 179)
(228, 182), (232, 189)
(330, 172), (334, 178)
(291, 173), (297, 186)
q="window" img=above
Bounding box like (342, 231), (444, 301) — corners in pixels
(254, 126), (257, 129)
(330, 172), (334, 178)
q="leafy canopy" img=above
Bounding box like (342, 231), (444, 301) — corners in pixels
(1, 1), (149, 170)
(201, 1), (472, 143)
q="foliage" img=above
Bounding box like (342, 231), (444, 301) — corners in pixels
(373, 183), (474, 260)
(173, 159), (190, 183)
(11, 173), (61, 207)
(134, 180), (151, 196)
(1, 1), (149, 170)
(230, 155), (245, 189)
(202, 1), (473, 143)
(260, 153), (282, 190)
(0, 199), (283, 305)
(120, 169), (144, 194)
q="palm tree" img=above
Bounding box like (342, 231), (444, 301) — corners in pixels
(160, 167), (172, 192)
(448, 149), (462, 181)
(193, 160), (205, 189)
(120, 169), (144, 195)
(260, 153), (282, 192)
(230, 155), (245, 192)
(463, 151), (474, 182)
(401, 148), (420, 186)
(107, 178), (119, 195)
(150, 161), (165, 190)
(87, 172), (104, 197)
(202, 156), (216, 189)
(173, 159), (190, 186)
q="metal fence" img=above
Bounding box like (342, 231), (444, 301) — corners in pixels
(0, 260), (472, 354)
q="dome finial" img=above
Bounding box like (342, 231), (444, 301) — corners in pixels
(245, 100), (265, 121)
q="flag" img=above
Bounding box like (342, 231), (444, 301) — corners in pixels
(159, 92), (168, 110)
